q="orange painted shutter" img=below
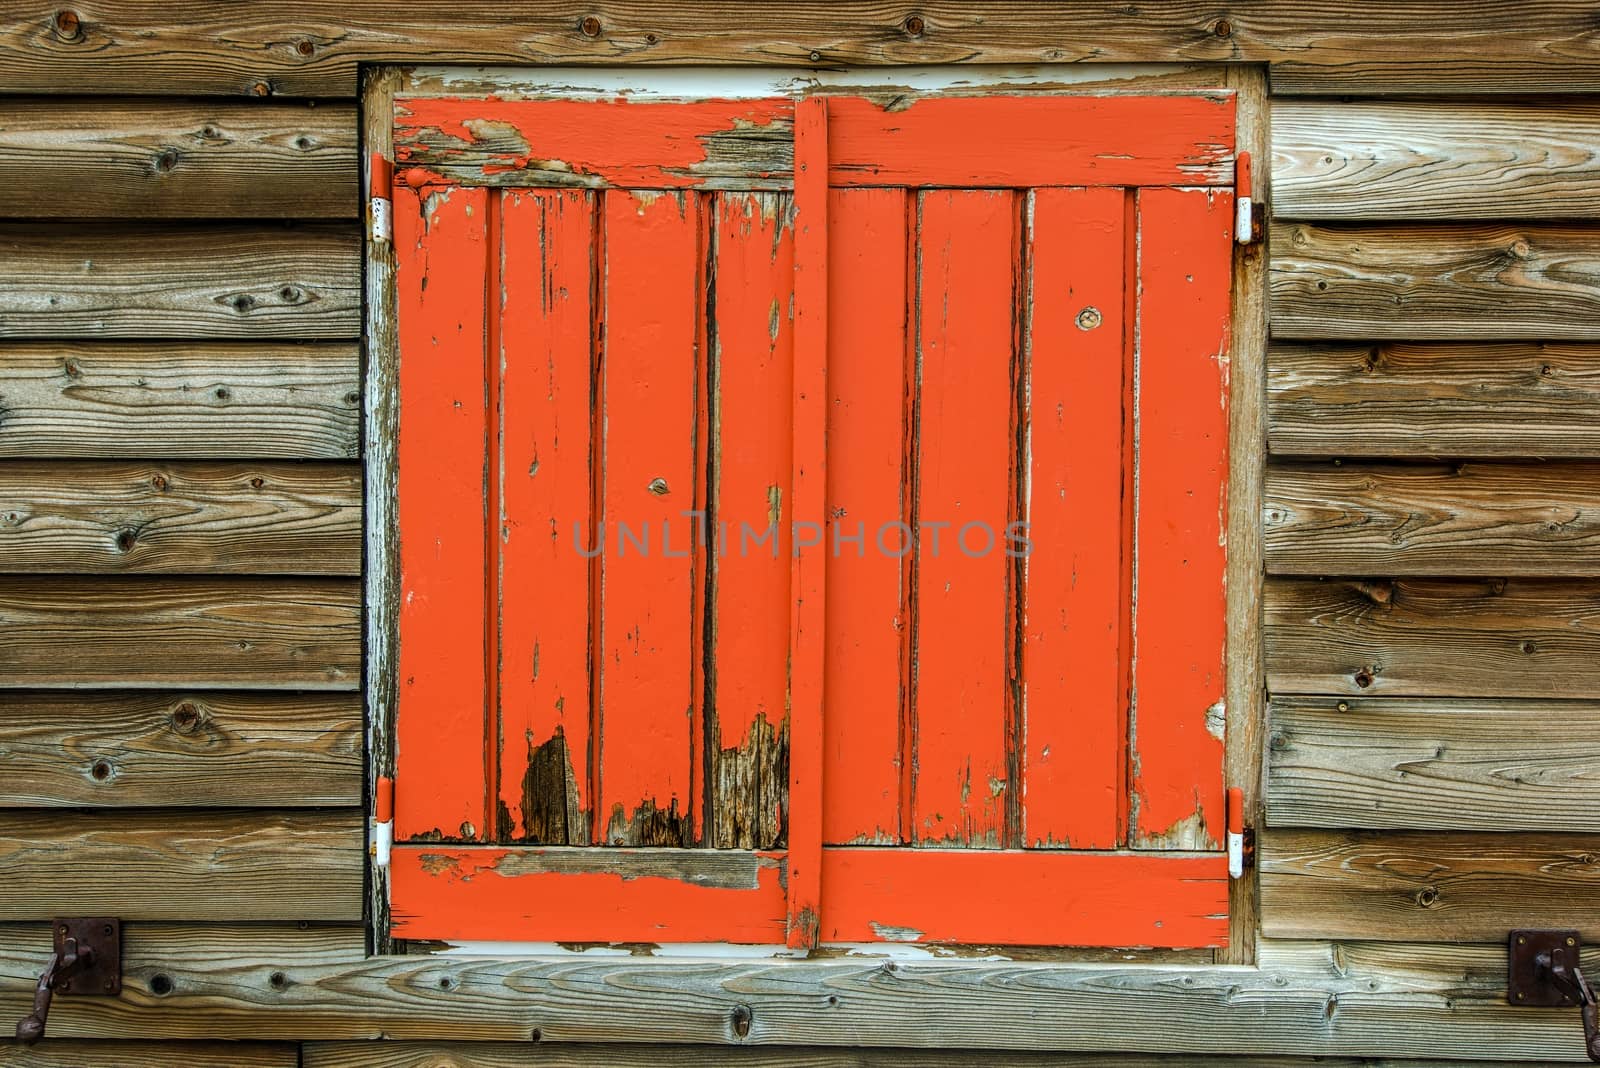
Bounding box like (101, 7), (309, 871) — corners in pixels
(391, 92), (1234, 948)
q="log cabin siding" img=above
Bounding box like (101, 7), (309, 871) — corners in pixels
(0, 11), (1597, 1061)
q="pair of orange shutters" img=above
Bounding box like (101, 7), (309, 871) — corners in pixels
(392, 92), (1236, 948)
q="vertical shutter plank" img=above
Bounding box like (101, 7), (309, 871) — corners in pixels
(497, 189), (596, 845)
(1021, 187), (1128, 850)
(596, 191), (702, 847)
(395, 185), (491, 843)
(787, 96), (829, 946)
(910, 189), (1017, 848)
(1130, 187), (1232, 851)
(822, 187), (910, 847)
(708, 190), (795, 850)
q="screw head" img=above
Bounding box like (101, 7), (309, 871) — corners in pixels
(1076, 306), (1103, 331)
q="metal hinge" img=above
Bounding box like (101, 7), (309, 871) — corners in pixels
(369, 151), (394, 243)
(14, 918), (122, 1045)
(1509, 929), (1600, 1062)
(1235, 151), (1262, 245)
(371, 774), (394, 870)
(1226, 786), (1252, 878)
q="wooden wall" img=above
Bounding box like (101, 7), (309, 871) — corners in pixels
(2, 4), (1600, 1063)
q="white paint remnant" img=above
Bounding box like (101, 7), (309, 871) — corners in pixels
(1205, 699), (1226, 741)
(868, 922), (926, 943)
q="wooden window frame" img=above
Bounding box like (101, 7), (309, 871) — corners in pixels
(362, 63), (1268, 963)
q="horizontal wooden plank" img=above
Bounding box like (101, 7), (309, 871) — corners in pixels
(47, 461), (352, 571)
(826, 94), (1234, 186)
(0, 691), (361, 807)
(1264, 577), (1600, 699)
(1266, 697), (1600, 832)
(0, 224), (360, 339)
(820, 850), (1228, 948)
(1272, 101), (1600, 221)
(0, 461), (361, 575)
(0, 3), (1597, 96)
(1270, 223), (1600, 340)
(1267, 342), (1600, 459)
(10, 1041), (297, 1067)
(1260, 829), (1600, 942)
(0, 99), (357, 218)
(0, 928), (1589, 1057)
(0, 809), (363, 920)
(0, 342), (360, 460)
(302, 1043), (1577, 1068)
(0, 576), (360, 689)
(396, 95), (794, 189)
(1264, 461), (1600, 576)
(392, 848), (788, 943)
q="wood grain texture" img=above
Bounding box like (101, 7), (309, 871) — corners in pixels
(8, 1041), (297, 1067)
(1267, 342), (1600, 459)
(1260, 829), (1600, 942)
(0, 3), (1598, 96)
(0, 809), (363, 920)
(0, 98), (357, 218)
(1264, 461), (1600, 576)
(1265, 577), (1600, 699)
(302, 1045), (1534, 1067)
(1267, 697), (1600, 833)
(0, 691), (361, 807)
(0, 576), (360, 689)
(0, 342), (360, 460)
(1270, 223), (1600, 340)
(0, 930), (1592, 1057)
(1272, 100), (1600, 221)
(1221, 63), (1269, 967)
(0, 224), (360, 339)
(0, 461), (360, 574)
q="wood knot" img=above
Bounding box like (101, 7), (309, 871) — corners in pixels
(90, 759), (113, 781)
(52, 9), (82, 41)
(1353, 669), (1374, 689)
(154, 148), (179, 174)
(295, 38), (314, 56)
(731, 1005), (753, 1038)
(579, 14), (602, 36)
(170, 701), (201, 733)
(1212, 17), (1233, 37)
(1520, 640), (1538, 655)
(150, 474), (168, 491)
(645, 32), (659, 44)
(902, 14), (926, 36)
(251, 81), (272, 97)
(114, 528), (137, 553)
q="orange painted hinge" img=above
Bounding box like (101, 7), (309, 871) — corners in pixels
(371, 775), (395, 868)
(369, 151), (394, 243)
(1234, 152), (1258, 245)
(1226, 786), (1247, 878)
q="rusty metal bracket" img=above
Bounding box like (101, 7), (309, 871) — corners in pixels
(14, 918), (122, 1045)
(1509, 929), (1600, 1062)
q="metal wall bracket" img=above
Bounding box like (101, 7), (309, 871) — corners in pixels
(1508, 929), (1600, 1062)
(14, 918), (122, 1045)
